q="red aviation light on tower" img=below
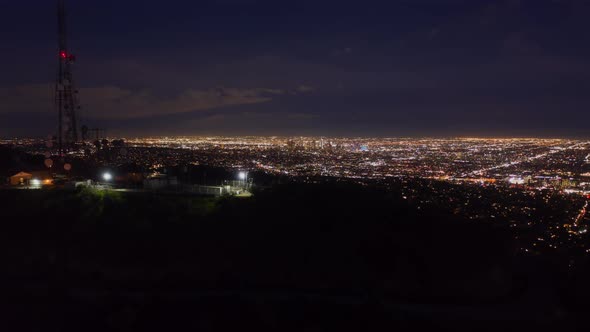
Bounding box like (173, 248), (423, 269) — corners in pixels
(60, 51), (67, 59)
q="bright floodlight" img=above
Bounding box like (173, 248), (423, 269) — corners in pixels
(102, 172), (113, 181)
(31, 179), (41, 186)
(238, 171), (247, 180)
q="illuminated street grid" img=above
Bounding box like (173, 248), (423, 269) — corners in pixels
(112, 137), (590, 190)
(7, 136), (590, 192)
(118, 137), (590, 255)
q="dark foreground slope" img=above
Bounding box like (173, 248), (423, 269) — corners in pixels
(1, 184), (588, 331)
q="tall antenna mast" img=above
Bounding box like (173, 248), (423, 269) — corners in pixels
(56, 0), (79, 155)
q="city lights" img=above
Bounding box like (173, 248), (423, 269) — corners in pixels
(111, 137), (589, 195)
(5, 135), (590, 255)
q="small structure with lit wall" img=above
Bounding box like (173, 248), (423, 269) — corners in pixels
(9, 172), (33, 186)
(9, 171), (53, 186)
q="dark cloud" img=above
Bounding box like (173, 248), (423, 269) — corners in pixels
(1, 0), (590, 136)
(0, 84), (313, 119)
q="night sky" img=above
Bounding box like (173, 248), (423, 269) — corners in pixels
(1, 0), (590, 137)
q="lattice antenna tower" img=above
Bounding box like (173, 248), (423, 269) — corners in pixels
(55, 0), (80, 155)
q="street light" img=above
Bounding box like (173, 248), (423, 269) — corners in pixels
(102, 172), (113, 181)
(238, 171), (247, 190)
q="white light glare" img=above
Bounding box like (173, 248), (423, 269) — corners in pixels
(239, 171), (247, 180)
(103, 172), (113, 181)
(31, 179), (41, 186)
